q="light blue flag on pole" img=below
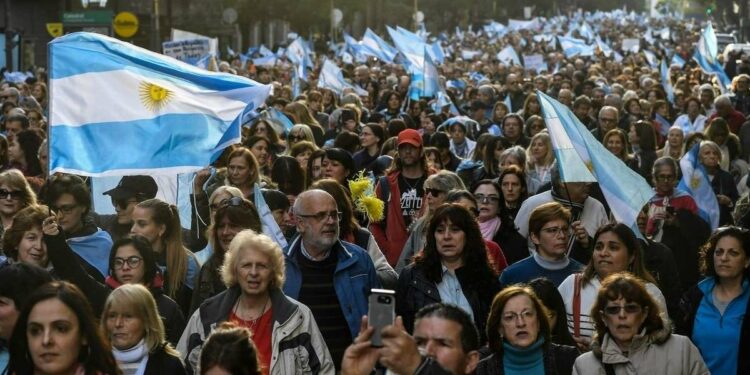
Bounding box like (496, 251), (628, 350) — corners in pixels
(643, 50), (658, 68)
(387, 26), (425, 70)
(496, 46), (521, 65)
(361, 28), (398, 63)
(678, 144), (720, 230)
(254, 184), (288, 248)
(558, 36), (594, 58)
(660, 59), (675, 104)
(422, 48), (440, 98)
(693, 48), (731, 92)
(317, 59), (368, 97)
(538, 90), (653, 238)
(698, 21), (718, 65)
(49, 32), (272, 176)
(671, 54), (686, 68)
(226, 45), (235, 58)
(430, 42), (445, 64)
(343, 32), (368, 63)
(252, 55), (277, 67)
(262, 107), (294, 135)
(259, 45), (274, 57)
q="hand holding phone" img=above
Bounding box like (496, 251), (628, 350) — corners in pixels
(368, 289), (395, 347)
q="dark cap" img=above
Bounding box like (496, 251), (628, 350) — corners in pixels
(103, 175), (158, 200)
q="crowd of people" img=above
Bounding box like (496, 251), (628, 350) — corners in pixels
(0, 7), (749, 375)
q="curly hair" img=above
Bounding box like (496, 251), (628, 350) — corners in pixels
(699, 226), (750, 281)
(221, 229), (285, 290)
(590, 273), (665, 345)
(414, 203), (495, 283)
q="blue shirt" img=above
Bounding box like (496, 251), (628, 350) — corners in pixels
(692, 277), (750, 375)
(436, 266), (474, 321)
(499, 254), (582, 287)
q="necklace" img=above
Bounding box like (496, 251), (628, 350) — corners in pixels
(234, 296), (269, 332)
(401, 175), (423, 191)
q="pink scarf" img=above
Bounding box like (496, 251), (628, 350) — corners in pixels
(479, 216), (501, 240)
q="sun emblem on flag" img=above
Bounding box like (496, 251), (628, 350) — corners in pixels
(585, 160), (594, 172)
(139, 81), (172, 111)
(690, 176), (702, 189)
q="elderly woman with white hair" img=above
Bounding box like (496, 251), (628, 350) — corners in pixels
(178, 230), (333, 375)
(699, 140), (739, 226)
(657, 125), (686, 160)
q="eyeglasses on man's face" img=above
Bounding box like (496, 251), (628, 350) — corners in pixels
(297, 210), (342, 222)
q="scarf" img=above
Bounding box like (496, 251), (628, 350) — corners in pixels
(453, 140), (469, 159)
(112, 339), (149, 375)
(479, 216), (502, 240)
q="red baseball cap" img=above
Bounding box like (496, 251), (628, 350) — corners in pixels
(397, 129), (422, 148)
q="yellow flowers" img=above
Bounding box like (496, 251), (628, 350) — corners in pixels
(349, 171), (385, 222)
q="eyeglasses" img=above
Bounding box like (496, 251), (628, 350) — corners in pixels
(502, 309), (536, 323)
(0, 189), (23, 201)
(425, 188), (445, 197)
(474, 194), (500, 204)
(112, 198), (138, 209)
(51, 204), (78, 215)
(540, 226), (570, 237)
(297, 210), (342, 222)
(602, 303), (643, 316)
(113, 256), (143, 269)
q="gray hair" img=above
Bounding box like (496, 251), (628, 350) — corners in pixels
(424, 170), (466, 192)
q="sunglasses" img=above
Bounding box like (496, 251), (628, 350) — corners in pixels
(0, 189), (23, 200)
(425, 188), (445, 197)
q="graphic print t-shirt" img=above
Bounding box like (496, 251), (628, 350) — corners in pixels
(398, 175), (424, 228)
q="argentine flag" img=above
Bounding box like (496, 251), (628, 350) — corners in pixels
(678, 144), (720, 230)
(49, 32), (272, 176)
(538, 91), (653, 239)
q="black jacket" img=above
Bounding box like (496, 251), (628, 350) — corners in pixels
(44, 232), (186, 345)
(660, 210), (711, 292)
(475, 343), (578, 375)
(491, 222), (528, 267)
(144, 343), (187, 375)
(640, 239), (683, 323)
(677, 281), (750, 375)
(396, 263), (500, 344)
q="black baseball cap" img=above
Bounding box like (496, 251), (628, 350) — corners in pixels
(103, 175), (158, 201)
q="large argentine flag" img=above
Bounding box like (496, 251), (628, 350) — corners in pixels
(49, 32), (272, 176)
(538, 91), (653, 238)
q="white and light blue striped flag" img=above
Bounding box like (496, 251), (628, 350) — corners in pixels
(643, 50), (658, 68)
(262, 107), (294, 135)
(660, 59), (675, 104)
(361, 28), (398, 63)
(496, 46), (521, 66)
(693, 48), (731, 92)
(538, 90), (653, 238)
(558, 36), (594, 58)
(49, 32), (272, 176)
(252, 55), (277, 67)
(671, 54), (686, 68)
(678, 143), (720, 230)
(698, 22), (718, 65)
(258, 45), (274, 57)
(254, 184), (288, 248)
(317, 59), (368, 97)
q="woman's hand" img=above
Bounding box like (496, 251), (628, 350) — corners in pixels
(42, 214), (60, 236)
(717, 194), (732, 206)
(193, 167), (211, 192)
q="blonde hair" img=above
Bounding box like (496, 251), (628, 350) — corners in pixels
(0, 169), (37, 208)
(221, 230), (285, 289)
(101, 284), (178, 356)
(526, 131), (554, 168)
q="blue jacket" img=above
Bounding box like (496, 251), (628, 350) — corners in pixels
(682, 277), (750, 375)
(283, 236), (380, 338)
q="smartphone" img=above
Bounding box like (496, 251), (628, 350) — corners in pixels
(368, 289), (395, 347)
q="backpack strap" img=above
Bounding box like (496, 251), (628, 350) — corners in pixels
(377, 175), (390, 224)
(573, 272), (582, 338)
